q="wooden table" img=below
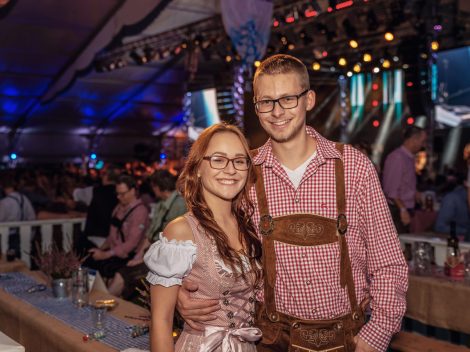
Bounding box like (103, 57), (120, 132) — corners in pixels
(406, 273), (470, 335)
(0, 258), (28, 273)
(0, 271), (149, 352)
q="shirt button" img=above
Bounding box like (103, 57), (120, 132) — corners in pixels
(295, 198), (300, 203)
(305, 280), (311, 286)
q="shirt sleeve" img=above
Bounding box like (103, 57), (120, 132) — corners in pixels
(357, 160), (409, 352)
(144, 233), (196, 287)
(112, 204), (149, 258)
(382, 152), (404, 202)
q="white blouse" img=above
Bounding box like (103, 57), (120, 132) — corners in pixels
(144, 233), (197, 287)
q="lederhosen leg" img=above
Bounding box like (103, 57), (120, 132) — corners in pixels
(255, 144), (365, 352)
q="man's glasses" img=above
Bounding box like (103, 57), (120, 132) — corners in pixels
(116, 189), (131, 197)
(202, 155), (250, 171)
(254, 89), (309, 113)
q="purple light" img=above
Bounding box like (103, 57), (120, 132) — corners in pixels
(433, 24), (442, 31)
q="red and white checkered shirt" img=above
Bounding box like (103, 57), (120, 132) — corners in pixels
(250, 126), (408, 352)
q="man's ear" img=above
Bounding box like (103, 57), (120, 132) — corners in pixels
(306, 90), (316, 111)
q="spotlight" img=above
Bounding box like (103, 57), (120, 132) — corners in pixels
(431, 41), (439, 51)
(384, 31), (394, 41)
(143, 46), (158, 62)
(254, 60), (261, 67)
(372, 100), (379, 107)
(9, 152), (17, 160)
(322, 50), (328, 57)
(273, 19), (280, 27)
(372, 83), (379, 91)
(363, 53), (372, 62)
(312, 62), (321, 71)
(130, 50), (147, 65)
(392, 56), (399, 62)
(406, 81), (413, 87)
(225, 55), (232, 63)
(382, 59), (391, 69)
(304, 5), (318, 18)
(372, 120), (380, 127)
(353, 64), (361, 73)
(349, 40), (358, 49)
(338, 57), (347, 66)
(347, 71), (353, 77)
(407, 117), (415, 125)
(373, 67), (380, 73)
(288, 43), (295, 50)
(90, 153), (97, 160)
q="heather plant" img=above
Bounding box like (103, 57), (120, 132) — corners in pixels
(33, 243), (84, 279)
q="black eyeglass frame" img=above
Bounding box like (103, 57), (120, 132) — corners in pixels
(254, 89), (309, 113)
(202, 155), (251, 171)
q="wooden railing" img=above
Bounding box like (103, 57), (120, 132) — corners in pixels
(0, 218), (85, 268)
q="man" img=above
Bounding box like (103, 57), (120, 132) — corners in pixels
(84, 174), (148, 280)
(435, 173), (470, 240)
(382, 125), (427, 233)
(108, 169), (186, 297)
(0, 175), (36, 258)
(76, 167), (119, 256)
(176, 54), (407, 352)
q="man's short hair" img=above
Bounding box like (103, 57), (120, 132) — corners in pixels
(150, 170), (177, 192)
(104, 166), (120, 184)
(116, 174), (136, 190)
(403, 126), (426, 140)
(253, 54), (310, 92)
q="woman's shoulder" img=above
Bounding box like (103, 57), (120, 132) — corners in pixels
(162, 214), (194, 242)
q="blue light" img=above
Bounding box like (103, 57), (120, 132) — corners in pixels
(160, 153), (167, 160)
(95, 160), (104, 169)
(90, 153), (97, 160)
(10, 153), (17, 160)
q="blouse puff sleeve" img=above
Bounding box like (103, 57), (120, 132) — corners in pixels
(144, 233), (197, 287)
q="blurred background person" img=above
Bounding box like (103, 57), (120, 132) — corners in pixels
(108, 169), (186, 298)
(382, 125), (427, 233)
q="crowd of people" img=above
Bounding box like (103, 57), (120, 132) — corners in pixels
(1, 54), (470, 352)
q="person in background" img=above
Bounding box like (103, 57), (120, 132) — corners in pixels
(464, 143), (470, 210)
(107, 169), (186, 298)
(144, 123), (263, 351)
(83, 174), (148, 280)
(434, 172), (470, 241)
(382, 125), (427, 233)
(0, 175), (36, 258)
(76, 167), (119, 256)
(176, 54), (407, 352)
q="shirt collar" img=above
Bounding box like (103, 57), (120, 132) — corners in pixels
(252, 126), (342, 167)
(399, 146), (415, 159)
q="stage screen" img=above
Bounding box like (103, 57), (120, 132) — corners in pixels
(435, 46), (470, 126)
(188, 88), (221, 140)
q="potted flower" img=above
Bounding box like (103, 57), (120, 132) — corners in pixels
(33, 244), (84, 299)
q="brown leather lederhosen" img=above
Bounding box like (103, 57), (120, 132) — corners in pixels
(254, 144), (365, 352)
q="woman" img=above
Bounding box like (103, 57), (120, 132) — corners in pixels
(144, 123), (263, 352)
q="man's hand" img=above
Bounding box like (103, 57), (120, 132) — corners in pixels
(399, 208), (411, 226)
(354, 335), (378, 352)
(127, 254), (144, 267)
(176, 280), (220, 330)
(88, 248), (111, 261)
